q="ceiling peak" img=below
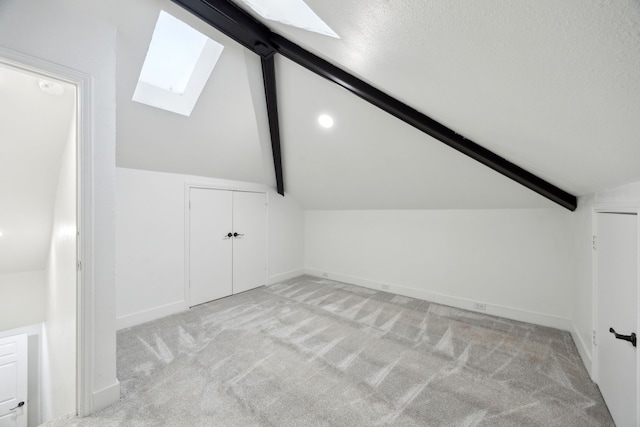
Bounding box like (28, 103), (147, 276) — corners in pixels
(172, 0), (577, 211)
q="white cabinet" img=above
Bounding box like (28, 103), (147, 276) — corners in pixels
(188, 188), (267, 307)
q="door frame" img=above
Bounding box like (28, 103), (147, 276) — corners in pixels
(0, 47), (95, 417)
(591, 203), (640, 423)
(183, 183), (269, 310)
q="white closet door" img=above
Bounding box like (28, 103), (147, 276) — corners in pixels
(596, 212), (638, 427)
(189, 188), (233, 306)
(0, 333), (27, 427)
(232, 191), (267, 294)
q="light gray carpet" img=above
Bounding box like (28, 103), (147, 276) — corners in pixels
(44, 276), (613, 426)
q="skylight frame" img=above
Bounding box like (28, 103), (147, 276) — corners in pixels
(132, 10), (225, 116)
(238, 0), (339, 39)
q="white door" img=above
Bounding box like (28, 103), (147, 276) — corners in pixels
(596, 212), (638, 427)
(0, 334), (27, 427)
(189, 188), (233, 306)
(232, 191), (267, 294)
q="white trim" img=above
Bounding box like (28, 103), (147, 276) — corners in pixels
(591, 208), (599, 381)
(185, 181), (267, 193)
(92, 381), (120, 413)
(0, 47), (99, 417)
(269, 269), (305, 285)
(117, 265), (303, 330)
(265, 191), (271, 289)
(305, 269), (573, 331)
(75, 57), (97, 419)
(116, 301), (186, 330)
(593, 203), (640, 214)
(0, 323), (43, 340)
(183, 184), (191, 310)
(132, 11), (224, 117)
(571, 321), (592, 377)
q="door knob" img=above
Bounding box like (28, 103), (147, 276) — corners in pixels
(10, 401), (24, 411)
(225, 232), (233, 238)
(609, 327), (637, 347)
(233, 232), (244, 237)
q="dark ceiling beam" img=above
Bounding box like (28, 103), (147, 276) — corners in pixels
(261, 55), (284, 195)
(172, 0), (285, 194)
(174, 0), (275, 57)
(171, 0), (578, 211)
(272, 35), (577, 211)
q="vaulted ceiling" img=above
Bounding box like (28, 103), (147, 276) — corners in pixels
(66, 0), (640, 210)
(0, 62), (76, 274)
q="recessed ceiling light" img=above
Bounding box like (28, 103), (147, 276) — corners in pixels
(38, 79), (64, 95)
(318, 114), (334, 129)
(0, 231), (4, 238)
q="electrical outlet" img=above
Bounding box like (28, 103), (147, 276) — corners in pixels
(381, 284), (390, 291)
(473, 302), (486, 311)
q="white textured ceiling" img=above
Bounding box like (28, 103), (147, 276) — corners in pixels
(278, 57), (556, 209)
(0, 62), (76, 274)
(252, 0), (640, 199)
(61, 0), (640, 209)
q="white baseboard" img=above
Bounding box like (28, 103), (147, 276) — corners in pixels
(116, 301), (186, 330)
(571, 321), (593, 378)
(305, 269), (573, 332)
(269, 269), (305, 285)
(116, 271), (306, 330)
(92, 379), (120, 412)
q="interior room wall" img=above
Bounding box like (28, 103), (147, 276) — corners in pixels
(115, 167), (305, 330)
(0, 0), (119, 412)
(305, 208), (574, 330)
(40, 113), (76, 422)
(267, 190), (305, 284)
(0, 271), (45, 331)
(570, 180), (640, 375)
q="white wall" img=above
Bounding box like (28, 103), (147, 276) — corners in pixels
(115, 167), (304, 329)
(0, 271), (45, 331)
(305, 209), (574, 329)
(268, 190), (305, 284)
(0, 0), (118, 412)
(41, 115), (77, 421)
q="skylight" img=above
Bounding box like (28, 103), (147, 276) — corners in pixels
(239, 0), (339, 38)
(133, 11), (224, 116)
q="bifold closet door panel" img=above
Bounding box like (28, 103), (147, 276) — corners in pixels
(232, 191), (267, 294)
(189, 188), (233, 306)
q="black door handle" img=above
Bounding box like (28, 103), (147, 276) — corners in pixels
(233, 232), (244, 237)
(609, 328), (637, 347)
(10, 401), (24, 411)
(225, 232), (233, 238)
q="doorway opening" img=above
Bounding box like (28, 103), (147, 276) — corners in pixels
(0, 54), (85, 425)
(592, 206), (639, 426)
